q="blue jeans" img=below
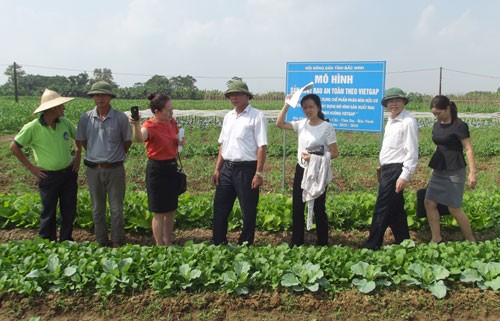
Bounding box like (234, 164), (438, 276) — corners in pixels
(38, 166), (78, 241)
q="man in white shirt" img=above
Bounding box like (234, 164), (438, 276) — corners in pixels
(211, 80), (268, 245)
(363, 88), (419, 250)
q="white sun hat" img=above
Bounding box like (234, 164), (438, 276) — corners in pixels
(33, 89), (74, 114)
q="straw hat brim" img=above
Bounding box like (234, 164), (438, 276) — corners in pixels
(33, 97), (74, 114)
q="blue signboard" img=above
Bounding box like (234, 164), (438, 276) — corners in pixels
(286, 61), (386, 132)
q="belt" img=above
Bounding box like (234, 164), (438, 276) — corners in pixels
(85, 161), (124, 169)
(42, 165), (73, 173)
(96, 161), (123, 169)
(148, 158), (177, 166)
(381, 163), (403, 169)
(84, 159), (124, 169)
(225, 160), (257, 168)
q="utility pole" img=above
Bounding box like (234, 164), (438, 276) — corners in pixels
(438, 67), (442, 95)
(13, 62), (19, 102)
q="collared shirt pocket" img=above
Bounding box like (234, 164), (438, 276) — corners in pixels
(383, 123), (404, 149)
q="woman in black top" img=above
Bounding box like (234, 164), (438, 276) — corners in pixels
(424, 95), (477, 243)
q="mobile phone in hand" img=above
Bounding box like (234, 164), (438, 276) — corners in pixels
(131, 106), (139, 120)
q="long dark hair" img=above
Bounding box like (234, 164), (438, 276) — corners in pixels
(300, 93), (327, 121)
(147, 93), (172, 114)
(430, 95), (458, 123)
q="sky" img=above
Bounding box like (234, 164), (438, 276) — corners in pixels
(1, 0), (499, 95)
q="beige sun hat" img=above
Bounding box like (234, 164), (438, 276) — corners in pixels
(33, 89), (74, 114)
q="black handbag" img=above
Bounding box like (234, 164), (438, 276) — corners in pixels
(305, 145), (325, 156)
(416, 187), (450, 219)
(177, 154), (187, 195)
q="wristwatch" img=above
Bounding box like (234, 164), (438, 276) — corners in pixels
(255, 171), (263, 178)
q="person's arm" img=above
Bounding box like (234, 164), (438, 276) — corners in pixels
(328, 143), (339, 159)
(326, 126), (339, 159)
(9, 141), (47, 179)
(211, 145), (224, 186)
(124, 140), (132, 154)
(396, 117), (419, 193)
(68, 121), (81, 172)
(130, 120), (149, 142)
(461, 137), (477, 188)
(72, 140), (82, 172)
(77, 140), (87, 150)
(75, 113), (88, 151)
(252, 145), (267, 189)
(122, 114), (133, 153)
(276, 98), (294, 130)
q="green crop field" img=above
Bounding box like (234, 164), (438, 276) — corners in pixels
(0, 96), (499, 135)
(0, 97), (499, 321)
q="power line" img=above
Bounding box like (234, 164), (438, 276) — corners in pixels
(193, 76), (284, 79)
(21, 64), (88, 73)
(387, 68), (439, 74)
(17, 64), (284, 79)
(3, 63), (500, 81)
(19, 64), (441, 78)
(443, 68), (500, 80)
(21, 64), (156, 78)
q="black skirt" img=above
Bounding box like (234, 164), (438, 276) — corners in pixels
(146, 158), (179, 213)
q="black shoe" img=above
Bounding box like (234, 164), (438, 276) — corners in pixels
(362, 242), (380, 250)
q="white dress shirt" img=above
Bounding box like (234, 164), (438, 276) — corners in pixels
(379, 109), (419, 181)
(218, 104), (268, 161)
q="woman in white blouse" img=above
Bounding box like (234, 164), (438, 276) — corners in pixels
(276, 94), (339, 246)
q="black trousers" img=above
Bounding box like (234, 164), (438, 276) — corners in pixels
(213, 161), (259, 245)
(363, 163), (410, 250)
(38, 166), (78, 242)
(292, 163), (329, 246)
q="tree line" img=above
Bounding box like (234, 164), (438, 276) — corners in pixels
(0, 64), (212, 100)
(1, 64), (499, 101)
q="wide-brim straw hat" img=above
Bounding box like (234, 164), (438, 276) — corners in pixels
(224, 80), (254, 100)
(33, 89), (74, 114)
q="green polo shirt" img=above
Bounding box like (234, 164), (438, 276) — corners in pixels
(14, 115), (76, 171)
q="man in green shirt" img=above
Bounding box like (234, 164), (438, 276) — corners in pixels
(10, 89), (81, 241)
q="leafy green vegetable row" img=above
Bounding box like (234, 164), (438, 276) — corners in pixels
(1, 190), (499, 232)
(0, 238), (498, 298)
(153, 124), (500, 158)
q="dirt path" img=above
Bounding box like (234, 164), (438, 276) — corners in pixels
(1, 226), (498, 248)
(0, 134), (13, 143)
(1, 288), (498, 321)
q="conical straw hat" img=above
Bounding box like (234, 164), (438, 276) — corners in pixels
(33, 89), (74, 114)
